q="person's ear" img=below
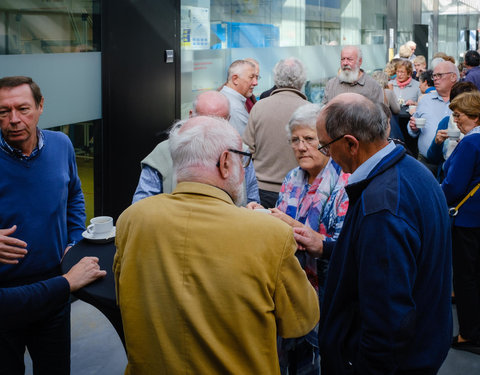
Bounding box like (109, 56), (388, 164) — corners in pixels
(217, 150), (231, 179)
(343, 135), (359, 156)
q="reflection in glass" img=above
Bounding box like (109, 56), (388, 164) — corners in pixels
(0, 0), (100, 55)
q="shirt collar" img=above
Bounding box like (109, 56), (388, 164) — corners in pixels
(425, 87), (436, 94)
(348, 141), (396, 184)
(0, 128), (44, 161)
(221, 85), (247, 103)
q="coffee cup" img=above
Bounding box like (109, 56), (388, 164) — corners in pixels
(408, 105), (417, 115)
(87, 216), (114, 236)
(415, 118), (426, 129)
(447, 129), (460, 139)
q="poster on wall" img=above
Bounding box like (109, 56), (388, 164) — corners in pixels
(181, 6), (210, 50)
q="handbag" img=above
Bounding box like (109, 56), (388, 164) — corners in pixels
(449, 182), (480, 217)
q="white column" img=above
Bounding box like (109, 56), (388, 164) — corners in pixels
(279, 0), (305, 47)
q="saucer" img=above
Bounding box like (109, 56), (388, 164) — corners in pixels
(82, 227), (116, 243)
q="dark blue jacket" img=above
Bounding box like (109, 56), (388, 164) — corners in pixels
(464, 66), (480, 90)
(320, 145), (452, 375)
(442, 133), (480, 228)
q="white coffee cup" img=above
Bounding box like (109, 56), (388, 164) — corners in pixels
(415, 118), (426, 128)
(408, 105), (417, 115)
(254, 208), (271, 214)
(87, 216), (113, 236)
(447, 129), (461, 139)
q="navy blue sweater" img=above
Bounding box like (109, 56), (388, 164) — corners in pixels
(0, 130), (85, 285)
(320, 146), (452, 374)
(0, 276), (70, 329)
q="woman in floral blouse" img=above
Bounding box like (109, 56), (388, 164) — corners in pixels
(248, 103), (349, 375)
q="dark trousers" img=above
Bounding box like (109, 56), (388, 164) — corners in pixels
(259, 189), (279, 209)
(452, 225), (480, 342)
(0, 303), (71, 375)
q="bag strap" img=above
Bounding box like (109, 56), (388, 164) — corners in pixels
(449, 182), (480, 217)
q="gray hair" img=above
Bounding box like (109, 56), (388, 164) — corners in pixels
(371, 71), (389, 89)
(273, 57), (306, 90)
(227, 60), (255, 82)
(342, 45), (363, 62)
(323, 98), (388, 142)
(168, 116), (240, 182)
(285, 103), (323, 138)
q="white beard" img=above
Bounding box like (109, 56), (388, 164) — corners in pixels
(338, 67), (360, 83)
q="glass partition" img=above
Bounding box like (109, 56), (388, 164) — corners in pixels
(180, 0), (388, 117)
(0, 0), (101, 224)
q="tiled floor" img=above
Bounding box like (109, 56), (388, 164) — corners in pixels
(24, 302), (480, 374)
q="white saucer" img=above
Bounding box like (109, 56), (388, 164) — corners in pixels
(82, 227), (116, 243)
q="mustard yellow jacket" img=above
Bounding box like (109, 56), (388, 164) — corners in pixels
(114, 182), (319, 374)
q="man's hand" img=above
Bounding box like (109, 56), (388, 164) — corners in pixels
(293, 226), (324, 258)
(246, 202), (264, 210)
(0, 225), (28, 264)
(63, 257), (107, 292)
(270, 208), (303, 228)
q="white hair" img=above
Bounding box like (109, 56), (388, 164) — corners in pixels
(273, 57), (307, 90)
(227, 60), (255, 82)
(169, 117), (240, 182)
(285, 103), (323, 138)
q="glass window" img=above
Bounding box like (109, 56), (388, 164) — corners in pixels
(0, 0), (101, 225)
(0, 0), (100, 55)
(180, 0), (388, 115)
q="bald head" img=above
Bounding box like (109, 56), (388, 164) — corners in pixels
(320, 93), (388, 143)
(433, 61), (459, 97)
(191, 91), (230, 119)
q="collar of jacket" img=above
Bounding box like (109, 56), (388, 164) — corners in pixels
(345, 144), (407, 204)
(269, 87), (307, 100)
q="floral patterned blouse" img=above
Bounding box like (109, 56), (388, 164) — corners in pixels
(276, 158), (350, 292)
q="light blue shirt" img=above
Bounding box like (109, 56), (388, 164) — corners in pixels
(348, 141), (396, 184)
(408, 91), (452, 157)
(132, 160), (260, 205)
(220, 85), (249, 136)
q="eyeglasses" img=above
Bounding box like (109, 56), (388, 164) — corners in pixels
(452, 112), (463, 119)
(216, 148), (253, 168)
(432, 72), (454, 80)
(317, 135), (345, 156)
(289, 136), (319, 148)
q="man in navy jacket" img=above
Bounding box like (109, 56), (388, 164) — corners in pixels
(295, 93), (452, 374)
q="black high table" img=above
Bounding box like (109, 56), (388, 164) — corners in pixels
(61, 239), (126, 351)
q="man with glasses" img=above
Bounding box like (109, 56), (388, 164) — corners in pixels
(295, 93), (452, 375)
(114, 115), (319, 374)
(408, 61), (459, 174)
(132, 90), (260, 206)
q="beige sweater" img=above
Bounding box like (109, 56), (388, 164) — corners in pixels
(243, 88), (309, 192)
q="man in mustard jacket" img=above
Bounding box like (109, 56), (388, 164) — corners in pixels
(114, 115), (319, 374)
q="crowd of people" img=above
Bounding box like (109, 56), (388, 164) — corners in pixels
(1, 41), (480, 375)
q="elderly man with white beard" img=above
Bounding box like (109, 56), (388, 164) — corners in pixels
(322, 45), (384, 104)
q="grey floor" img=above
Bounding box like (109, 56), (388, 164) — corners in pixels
(24, 301), (480, 374)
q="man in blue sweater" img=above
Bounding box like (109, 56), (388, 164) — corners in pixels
(294, 93), (452, 374)
(0, 76), (86, 374)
